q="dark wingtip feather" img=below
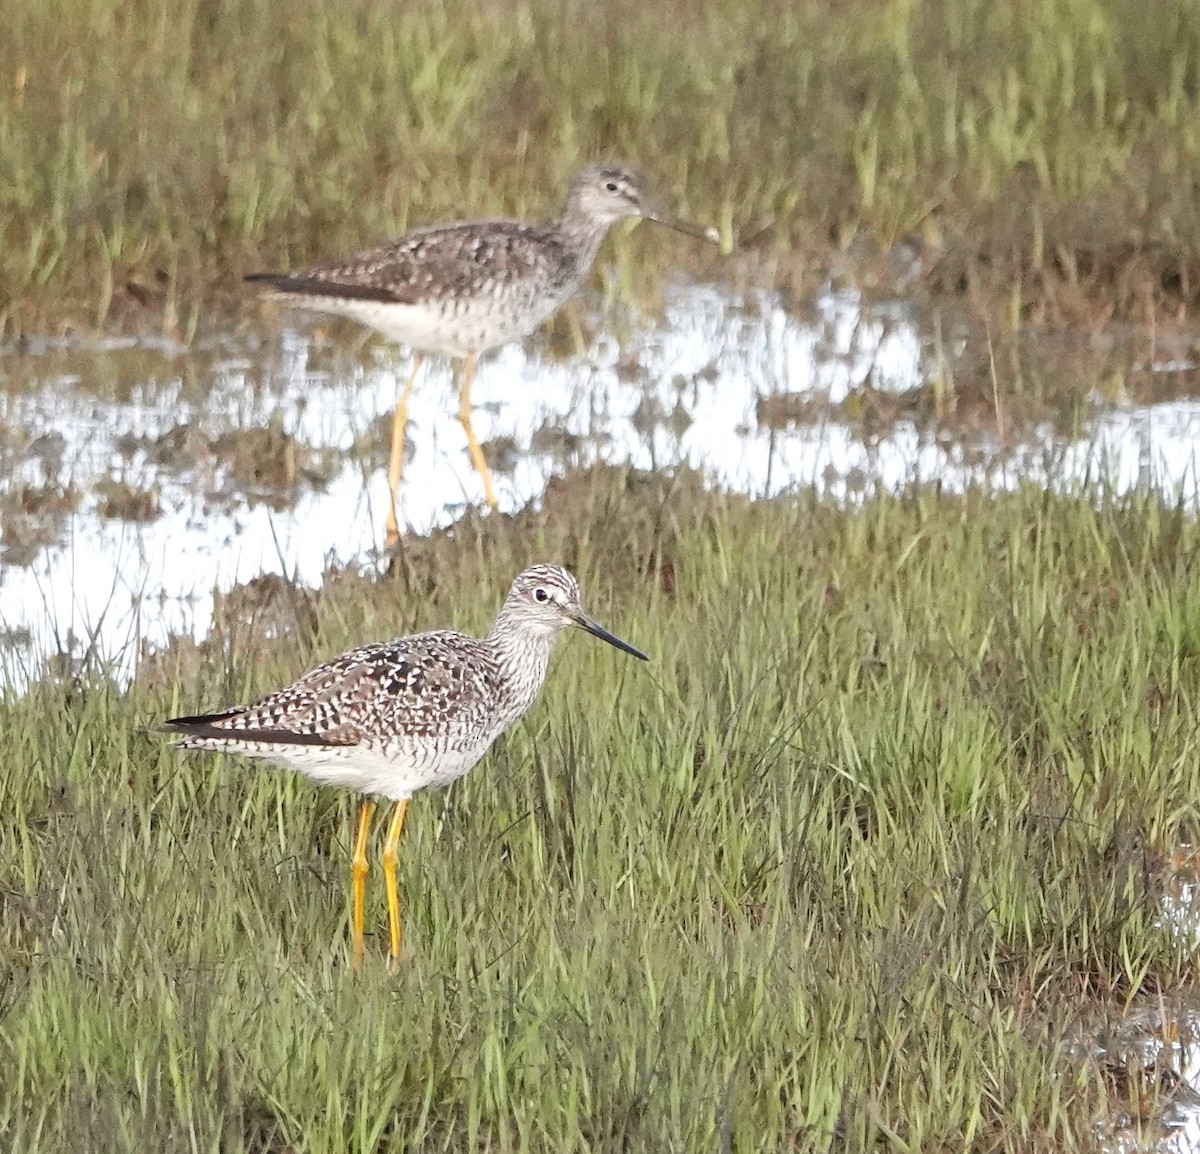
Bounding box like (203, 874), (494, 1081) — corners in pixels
(160, 710), (243, 741)
(162, 712), (343, 747)
(247, 274), (400, 303)
(162, 708), (236, 731)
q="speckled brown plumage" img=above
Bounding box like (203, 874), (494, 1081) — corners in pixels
(164, 564), (648, 800)
(247, 222), (586, 310)
(245, 164), (717, 358)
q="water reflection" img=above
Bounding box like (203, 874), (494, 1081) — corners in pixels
(0, 283), (1197, 679)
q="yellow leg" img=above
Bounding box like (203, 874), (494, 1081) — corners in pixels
(381, 799), (410, 969)
(384, 356), (423, 545)
(456, 352), (499, 510)
(350, 800), (375, 972)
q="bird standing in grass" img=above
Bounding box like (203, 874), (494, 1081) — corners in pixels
(164, 564), (648, 969)
(246, 164), (719, 542)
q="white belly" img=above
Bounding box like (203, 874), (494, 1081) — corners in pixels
(201, 734), (497, 800)
(279, 294), (549, 359)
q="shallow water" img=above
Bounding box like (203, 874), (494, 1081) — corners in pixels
(0, 282), (1197, 683)
(1076, 866), (1200, 1154)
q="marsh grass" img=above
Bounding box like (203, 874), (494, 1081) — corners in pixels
(2, 0), (1199, 333)
(2, 467), (1200, 1149)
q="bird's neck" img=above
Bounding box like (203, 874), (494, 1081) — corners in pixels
(486, 613), (559, 714)
(553, 205), (614, 272)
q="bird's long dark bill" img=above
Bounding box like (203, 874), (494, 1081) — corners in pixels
(646, 209), (720, 244)
(571, 611), (649, 661)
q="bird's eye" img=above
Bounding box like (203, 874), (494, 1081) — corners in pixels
(604, 180), (619, 193)
(534, 587), (550, 603)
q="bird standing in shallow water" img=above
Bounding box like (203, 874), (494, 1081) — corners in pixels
(164, 565), (648, 969)
(246, 164), (718, 542)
